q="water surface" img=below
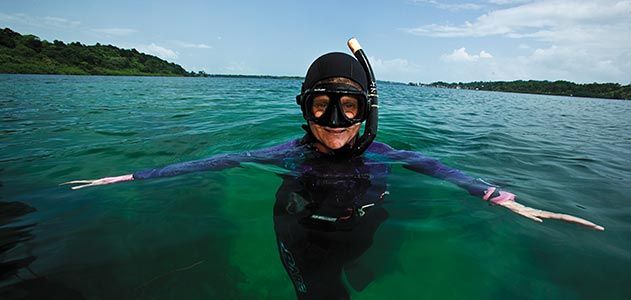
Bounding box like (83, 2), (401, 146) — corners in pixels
(1, 74), (630, 299)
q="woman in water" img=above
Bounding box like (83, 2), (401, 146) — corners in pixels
(64, 39), (603, 299)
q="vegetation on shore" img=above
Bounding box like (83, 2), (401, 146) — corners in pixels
(0, 27), (206, 77)
(3, 28), (629, 100)
(417, 80), (631, 100)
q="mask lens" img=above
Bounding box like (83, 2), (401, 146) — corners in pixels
(340, 96), (359, 119)
(311, 95), (330, 118)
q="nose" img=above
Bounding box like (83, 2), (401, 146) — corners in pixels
(329, 108), (341, 126)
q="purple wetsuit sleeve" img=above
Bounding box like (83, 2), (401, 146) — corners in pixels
(132, 139), (299, 180)
(368, 142), (491, 197)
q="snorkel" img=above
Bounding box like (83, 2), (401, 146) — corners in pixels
(347, 38), (378, 157)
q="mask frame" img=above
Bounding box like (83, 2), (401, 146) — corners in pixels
(298, 84), (369, 128)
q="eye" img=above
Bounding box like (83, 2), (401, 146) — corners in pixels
(313, 96), (329, 108)
(343, 102), (357, 109)
(314, 102), (327, 109)
(311, 95), (330, 118)
(340, 96), (359, 118)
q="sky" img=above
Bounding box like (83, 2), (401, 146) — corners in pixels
(1, 0), (630, 84)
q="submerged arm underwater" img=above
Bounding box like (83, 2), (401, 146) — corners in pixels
(368, 142), (604, 231)
(61, 139), (299, 189)
(62, 139), (604, 231)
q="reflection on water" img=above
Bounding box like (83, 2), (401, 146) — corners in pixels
(0, 199), (67, 298)
(0, 184), (85, 299)
(0, 200), (36, 281)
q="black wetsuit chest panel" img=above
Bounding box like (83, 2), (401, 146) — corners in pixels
(274, 154), (389, 232)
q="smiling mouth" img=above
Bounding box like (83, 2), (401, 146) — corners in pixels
(323, 127), (347, 133)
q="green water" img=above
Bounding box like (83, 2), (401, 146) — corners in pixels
(1, 74), (630, 299)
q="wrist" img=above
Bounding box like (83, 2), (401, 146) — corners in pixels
(483, 187), (516, 205)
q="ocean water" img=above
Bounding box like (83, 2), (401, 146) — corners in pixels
(1, 74), (630, 299)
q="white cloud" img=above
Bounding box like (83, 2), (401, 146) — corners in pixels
(224, 62), (248, 73)
(413, 0), (484, 11)
(520, 45), (627, 80)
(442, 48), (493, 62)
(406, 0), (631, 41)
(0, 13), (80, 29)
(406, 0), (631, 83)
(173, 41), (212, 49)
(369, 56), (420, 75)
(487, 0), (531, 4)
(136, 43), (179, 60)
(439, 45), (628, 83)
(43, 16), (80, 27)
(94, 28), (137, 36)
(0, 12), (21, 22)
(479, 50), (493, 59)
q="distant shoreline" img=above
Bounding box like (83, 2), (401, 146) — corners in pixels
(0, 72), (302, 79)
(412, 80), (631, 101)
(3, 27), (627, 100)
(3, 72), (627, 100)
(0, 72), (406, 86)
(0, 71), (305, 80)
(420, 84), (628, 101)
(1, 27), (196, 77)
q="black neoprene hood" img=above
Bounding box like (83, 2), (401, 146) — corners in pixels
(301, 52), (368, 92)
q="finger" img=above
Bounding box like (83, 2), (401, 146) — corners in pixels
(516, 211), (543, 223)
(538, 212), (605, 231)
(498, 202), (542, 222)
(71, 183), (97, 190)
(536, 211), (583, 223)
(591, 224), (605, 231)
(60, 180), (95, 185)
(558, 216), (604, 231)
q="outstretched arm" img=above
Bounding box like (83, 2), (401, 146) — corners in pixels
(62, 139), (299, 190)
(371, 142), (491, 197)
(480, 186), (604, 231)
(61, 174), (134, 190)
(369, 142), (604, 231)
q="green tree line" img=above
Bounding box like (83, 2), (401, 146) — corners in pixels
(0, 27), (206, 77)
(424, 80), (631, 100)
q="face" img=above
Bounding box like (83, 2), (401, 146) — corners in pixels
(309, 94), (361, 151)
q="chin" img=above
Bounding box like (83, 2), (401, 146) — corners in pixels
(322, 139), (349, 150)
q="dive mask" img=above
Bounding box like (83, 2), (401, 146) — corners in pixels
(297, 83), (369, 128)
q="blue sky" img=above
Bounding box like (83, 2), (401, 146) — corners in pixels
(1, 0), (630, 83)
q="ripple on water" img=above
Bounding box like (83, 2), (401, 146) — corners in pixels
(1, 75), (630, 298)
(94, 130), (138, 137)
(170, 113), (193, 119)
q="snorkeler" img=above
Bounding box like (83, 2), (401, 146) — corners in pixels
(63, 38), (604, 299)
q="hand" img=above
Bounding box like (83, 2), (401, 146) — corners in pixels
(61, 174), (134, 190)
(497, 200), (605, 231)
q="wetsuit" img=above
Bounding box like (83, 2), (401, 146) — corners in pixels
(132, 138), (492, 198)
(132, 136), (495, 299)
